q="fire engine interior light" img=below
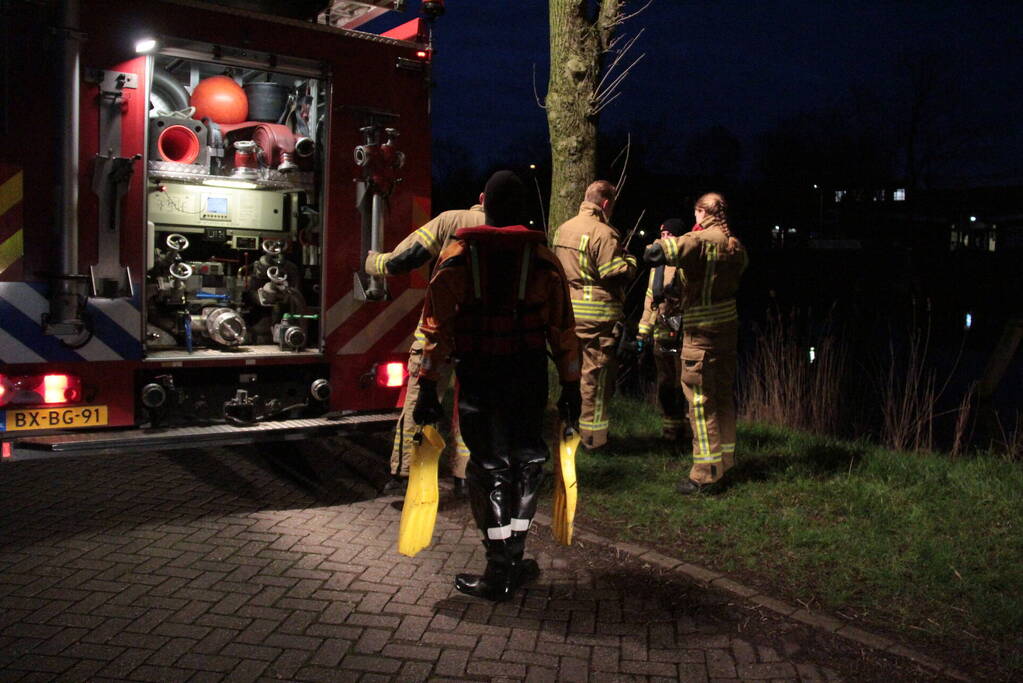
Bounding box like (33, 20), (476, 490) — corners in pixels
(135, 37), (158, 54)
(203, 178), (258, 190)
(376, 362), (406, 388)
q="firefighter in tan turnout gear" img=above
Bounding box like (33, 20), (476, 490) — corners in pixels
(637, 218), (690, 442)
(552, 180), (637, 449)
(644, 194), (747, 494)
(365, 202), (486, 491)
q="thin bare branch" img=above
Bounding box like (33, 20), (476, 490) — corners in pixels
(613, 133), (631, 200)
(618, 0), (654, 25)
(592, 52), (646, 111)
(597, 52), (645, 104)
(593, 29), (644, 96)
(610, 133), (631, 173)
(623, 208), (646, 249)
(532, 63), (547, 110)
(591, 90), (623, 116)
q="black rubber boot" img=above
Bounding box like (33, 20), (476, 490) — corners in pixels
(676, 478), (703, 495)
(512, 558), (540, 589)
(455, 555), (514, 602)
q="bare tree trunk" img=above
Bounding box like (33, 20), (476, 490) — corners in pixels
(546, 0), (627, 233)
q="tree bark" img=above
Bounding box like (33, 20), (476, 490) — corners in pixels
(546, 0), (623, 234)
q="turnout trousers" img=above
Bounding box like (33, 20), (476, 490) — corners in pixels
(455, 350), (549, 570)
(679, 325), (738, 485)
(653, 341), (689, 440)
(575, 319), (618, 449)
(391, 340), (469, 478)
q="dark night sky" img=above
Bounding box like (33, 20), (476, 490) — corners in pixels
(368, 1), (1023, 182)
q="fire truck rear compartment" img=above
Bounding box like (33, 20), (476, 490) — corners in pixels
(136, 364), (331, 427)
(144, 51), (325, 358)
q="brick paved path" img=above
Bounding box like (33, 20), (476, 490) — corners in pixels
(0, 438), (943, 681)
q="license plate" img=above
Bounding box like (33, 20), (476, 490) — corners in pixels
(1, 405), (108, 432)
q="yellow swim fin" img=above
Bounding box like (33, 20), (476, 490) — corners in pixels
(397, 425), (445, 557)
(552, 422), (580, 545)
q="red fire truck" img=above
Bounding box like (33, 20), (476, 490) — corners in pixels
(0, 0), (442, 460)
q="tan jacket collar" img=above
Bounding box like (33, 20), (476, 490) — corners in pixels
(578, 200), (608, 223)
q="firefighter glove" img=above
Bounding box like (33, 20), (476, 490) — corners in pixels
(558, 381), (582, 427)
(412, 379), (443, 425)
(643, 243), (667, 266)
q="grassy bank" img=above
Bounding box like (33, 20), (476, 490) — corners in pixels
(567, 395), (1023, 673)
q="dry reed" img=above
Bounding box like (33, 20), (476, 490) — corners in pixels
(739, 310), (846, 434)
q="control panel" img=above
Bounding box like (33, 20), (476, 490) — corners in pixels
(148, 182), (285, 231)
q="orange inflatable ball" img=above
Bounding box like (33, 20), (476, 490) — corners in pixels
(190, 75), (248, 124)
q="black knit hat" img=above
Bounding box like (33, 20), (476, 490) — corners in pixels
(483, 170), (526, 227)
(660, 218), (684, 236)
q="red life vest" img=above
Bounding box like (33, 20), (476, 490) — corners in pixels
(452, 225), (549, 356)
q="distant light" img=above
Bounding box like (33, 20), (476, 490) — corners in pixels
(203, 178), (258, 190)
(787, 228), (797, 234)
(893, 188), (906, 201)
(529, 164), (537, 170)
(812, 184), (819, 189)
(970, 216), (977, 222)
(638, 230), (645, 237)
(965, 313), (973, 330)
(809, 346), (816, 364)
(135, 37), (158, 54)
(529, 220), (534, 225)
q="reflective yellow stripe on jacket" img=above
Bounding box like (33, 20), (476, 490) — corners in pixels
(662, 236), (680, 263)
(596, 255), (633, 278)
(570, 298), (623, 322)
(682, 299), (737, 327)
(414, 225), (439, 252)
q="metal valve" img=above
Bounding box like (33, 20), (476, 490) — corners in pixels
(168, 261), (193, 280)
(265, 265), (287, 285)
(166, 233), (189, 251)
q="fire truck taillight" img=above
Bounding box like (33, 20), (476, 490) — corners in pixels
(375, 362), (407, 388)
(44, 374), (81, 404)
(0, 373), (81, 407)
(416, 50), (429, 59)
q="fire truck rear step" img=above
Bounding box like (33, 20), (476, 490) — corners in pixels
(12, 412), (399, 455)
